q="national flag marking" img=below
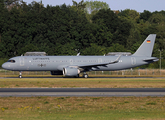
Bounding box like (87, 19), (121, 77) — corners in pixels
(147, 40), (151, 43)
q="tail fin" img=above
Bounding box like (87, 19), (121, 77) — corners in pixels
(132, 34), (156, 57)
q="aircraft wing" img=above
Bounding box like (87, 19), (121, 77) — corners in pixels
(57, 55), (121, 71)
(77, 55), (121, 68)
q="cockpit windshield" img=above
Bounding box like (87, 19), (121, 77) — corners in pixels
(7, 59), (16, 63)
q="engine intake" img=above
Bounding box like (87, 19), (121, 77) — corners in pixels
(63, 67), (80, 77)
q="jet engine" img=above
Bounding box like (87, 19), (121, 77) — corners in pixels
(50, 71), (63, 75)
(63, 67), (80, 77)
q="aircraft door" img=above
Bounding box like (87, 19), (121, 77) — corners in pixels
(131, 57), (136, 65)
(19, 56), (24, 66)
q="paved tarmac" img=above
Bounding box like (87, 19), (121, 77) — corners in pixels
(0, 88), (165, 97)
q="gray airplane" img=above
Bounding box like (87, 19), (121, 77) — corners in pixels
(2, 34), (159, 78)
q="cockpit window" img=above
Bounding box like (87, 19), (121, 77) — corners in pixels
(7, 59), (16, 63)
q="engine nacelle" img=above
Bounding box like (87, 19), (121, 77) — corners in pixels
(63, 67), (80, 77)
(50, 71), (63, 75)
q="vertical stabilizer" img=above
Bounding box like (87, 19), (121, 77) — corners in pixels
(133, 34), (156, 57)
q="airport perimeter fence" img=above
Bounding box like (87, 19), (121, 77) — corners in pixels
(0, 69), (165, 77)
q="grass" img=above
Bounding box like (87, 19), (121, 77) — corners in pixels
(0, 78), (165, 88)
(0, 97), (165, 120)
(0, 77), (165, 119)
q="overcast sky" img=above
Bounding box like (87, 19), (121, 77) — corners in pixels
(23, 0), (165, 13)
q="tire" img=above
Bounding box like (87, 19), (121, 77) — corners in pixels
(19, 75), (22, 78)
(84, 74), (88, 78)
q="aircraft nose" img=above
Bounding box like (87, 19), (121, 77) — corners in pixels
(2, 63), (8, 69)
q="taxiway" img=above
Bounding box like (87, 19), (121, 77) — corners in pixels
(0, 88), (165, 97)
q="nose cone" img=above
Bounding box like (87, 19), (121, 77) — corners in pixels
(2, 63), (9, 70)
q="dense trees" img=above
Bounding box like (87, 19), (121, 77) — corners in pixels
(1, 0), (165, 68)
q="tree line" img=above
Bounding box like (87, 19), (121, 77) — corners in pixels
(0, 0), (165, 68)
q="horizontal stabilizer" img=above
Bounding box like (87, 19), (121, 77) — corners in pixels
(143, 57), (159, 62)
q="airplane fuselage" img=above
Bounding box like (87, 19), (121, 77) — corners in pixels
(1, 34), (159, 78)
(2, 55), (156, 72)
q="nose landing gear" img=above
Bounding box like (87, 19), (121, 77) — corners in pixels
(19, 71), (22, 78)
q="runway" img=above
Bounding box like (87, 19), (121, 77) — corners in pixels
(0, 88), (165, 97)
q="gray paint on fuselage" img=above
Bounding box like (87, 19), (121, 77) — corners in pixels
(3, 55), (153, 72)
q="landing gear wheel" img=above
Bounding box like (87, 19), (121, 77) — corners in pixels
(19, 71), (22, 78)
(83, 74), (88, 78)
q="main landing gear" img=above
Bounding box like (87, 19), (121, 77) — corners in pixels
(83, 73), (88, 78)
(19, 71), (22, 78)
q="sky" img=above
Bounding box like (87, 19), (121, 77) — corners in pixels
(23, 0), (165, 13)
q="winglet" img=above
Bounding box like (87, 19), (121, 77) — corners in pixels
(77, 53), (80, 56)
(133, 34), (156, 57)
(109, 55), (121, 64)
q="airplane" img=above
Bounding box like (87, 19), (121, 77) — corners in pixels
(2, 34), (159, 78)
